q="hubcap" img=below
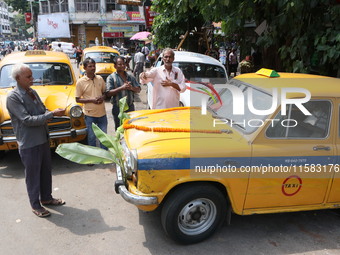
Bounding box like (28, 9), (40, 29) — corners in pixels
(178, 198), (217, 235)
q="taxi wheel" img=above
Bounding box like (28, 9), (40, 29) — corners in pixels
(161, 183), (227, 244)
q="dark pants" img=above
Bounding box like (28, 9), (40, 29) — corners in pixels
(133, 62), (144, 79)
(112, 104), (135, 130)
(19, 142), (53, 209)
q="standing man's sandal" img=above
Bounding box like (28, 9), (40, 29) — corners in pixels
(41, 198), (65, 206)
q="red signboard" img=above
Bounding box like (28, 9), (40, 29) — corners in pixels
(144, 6), (158, 27)
(25, 13), (32, 24)
(126, 11), (144, 22)
(103, 32), (124, 38)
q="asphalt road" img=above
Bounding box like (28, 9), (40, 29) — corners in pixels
(0, 62), (339, 255)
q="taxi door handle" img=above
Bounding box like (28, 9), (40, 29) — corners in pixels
(313, 146), (331, 151)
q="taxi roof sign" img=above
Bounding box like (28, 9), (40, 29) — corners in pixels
(25, 50), (47, 56)
(256, 68), (280, 78)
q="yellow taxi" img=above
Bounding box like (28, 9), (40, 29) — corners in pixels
(0, 50), (87, 152)
(115, 69), (340, 244)
(79, 46), (119, 81)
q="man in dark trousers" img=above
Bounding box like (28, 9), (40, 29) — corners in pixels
(6, 63), (66, 218)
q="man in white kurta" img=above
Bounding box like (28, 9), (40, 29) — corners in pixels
(140, 48), (186, 109)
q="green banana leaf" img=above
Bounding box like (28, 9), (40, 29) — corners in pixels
(118, 96), (129, 125)
(56, 143), (117, 165)
(92, 123), (125, 171)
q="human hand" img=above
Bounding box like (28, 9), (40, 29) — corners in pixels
(94, 96), (104, 104)
(161, 77), (172, 87)
(123, 81), (132, 90)
(52, 108), (65, 116)
(140, 72), (147, 80)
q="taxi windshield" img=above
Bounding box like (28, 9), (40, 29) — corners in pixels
(173, 62), (226, 81)
(84, 52), (119, 63)
(208, 79), (273, 134)
(0, 63), (73, 88)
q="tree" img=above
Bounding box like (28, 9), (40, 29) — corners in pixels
(12, 13), (31, 38)
(151, 0), (340, 77)
(4, 0), (29, 12)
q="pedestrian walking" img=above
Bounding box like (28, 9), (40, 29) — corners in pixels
(75, 46), (83, 68)
(6, 63), (66, 218)
(228, 48), (238, 77)
(133, 49), (145, 79)
(75, 58), (107, 150)
(140, 48), (186, 109)
(106, 56), (141, 130)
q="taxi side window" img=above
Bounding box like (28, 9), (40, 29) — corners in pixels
(266, 100), (331, 139)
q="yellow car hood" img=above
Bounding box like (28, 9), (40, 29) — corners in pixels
(0, 85), (77, 122)
(125, 108), (250, 159)
(95, 63), (116, 74)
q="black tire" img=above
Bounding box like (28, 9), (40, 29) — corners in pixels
(161, 183), (227, 244)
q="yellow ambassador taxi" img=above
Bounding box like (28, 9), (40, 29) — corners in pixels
(115, 69), (340, 244)
(79, 46), (119, 81)
(0, 50), (86, 152)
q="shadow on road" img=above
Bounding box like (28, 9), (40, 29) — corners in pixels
(46, 205), (125, 236)
(138, 206), (340, 254)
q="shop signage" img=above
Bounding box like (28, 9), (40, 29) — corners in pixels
(25, 12), (32, 24)
(37, 13), (70, 38)
(126, 11), (144, 22)
(112, 11), (127, 21)
(144, 6), (158, 27)
(103, 24), (139, 33)
(103, 32), (124, 38)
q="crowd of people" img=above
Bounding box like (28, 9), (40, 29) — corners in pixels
(6, 47), (186, 218)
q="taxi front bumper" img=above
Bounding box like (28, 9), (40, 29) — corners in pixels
(114, 164), (158, 206)
(1, 128), (87, 143)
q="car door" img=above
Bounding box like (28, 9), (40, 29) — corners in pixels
(244, 99), (335, 209)
(327, 100), (340, 203)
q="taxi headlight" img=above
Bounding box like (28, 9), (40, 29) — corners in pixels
(70, 105), (83, 118)
(122, 141), (137, 175)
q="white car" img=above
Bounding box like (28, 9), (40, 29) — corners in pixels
(147, 51), (227, 109)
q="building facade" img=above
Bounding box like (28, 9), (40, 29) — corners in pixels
(38, 0), (145, 49)
(0, 1), (11, 40)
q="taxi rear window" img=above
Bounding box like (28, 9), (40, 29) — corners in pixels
(0, 63), (73, 88)
(84, 52), (119, 63)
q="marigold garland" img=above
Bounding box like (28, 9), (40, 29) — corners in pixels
(123, 107), (224, 134)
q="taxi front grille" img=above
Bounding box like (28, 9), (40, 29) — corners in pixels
(1, 117), (72, 136)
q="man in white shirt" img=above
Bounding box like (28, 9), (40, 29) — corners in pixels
(54, 43), (63, 52)
(140, 48), (186, 109)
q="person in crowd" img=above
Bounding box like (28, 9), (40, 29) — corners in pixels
(75, 58), (107, 150)
(141, 45), (150, 57)
(228, 48), (238, 77)
(140, 48), (186, 109)
(6, 64), (66, 218)
(133, 48), (145, 79)
(75, 46), (83, 68)
(54, 43), (63, 52)
(106, 56), (141, 130)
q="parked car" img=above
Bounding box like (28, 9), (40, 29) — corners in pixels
(115, 69), (340, 244)
(0, 50), (87, 153)
(51, 41), (75, 58)
(147, 51), (227, 108)
(79, 46), (119, 81)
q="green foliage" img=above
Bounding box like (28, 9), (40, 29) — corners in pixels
(56, 97), (131, 172)
(152, 0), (339, 76)
(4, 0), (29, 12)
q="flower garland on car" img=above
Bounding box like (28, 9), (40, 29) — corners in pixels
(122, 107), (225, 134)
